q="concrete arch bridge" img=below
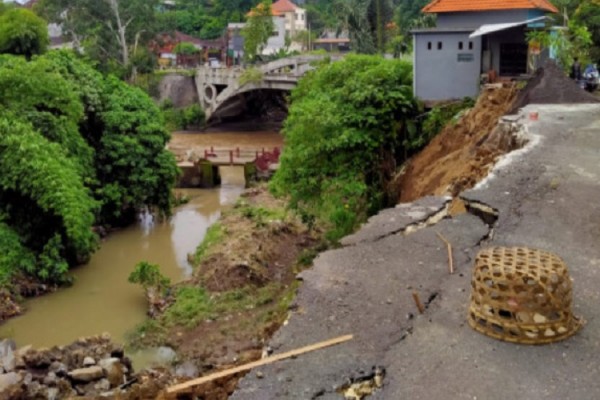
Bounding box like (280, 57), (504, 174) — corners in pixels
(196, 55), (342, 121)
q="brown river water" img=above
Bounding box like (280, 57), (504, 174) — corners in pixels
(0, 130), (283, 366)
(0, 167), (245, 350)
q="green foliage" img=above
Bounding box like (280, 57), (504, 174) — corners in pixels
(162, 284), (281, 328)
(239, 204), (287, 227)
(182, 104), (205, 128)
(0, 8), (49, 58)
(131, 47), (158, 74)
(334, 0), (394, 53)
(0, 55), (94, 177)
(194, 223), (224, 264)
(131, 72), (162, 98)
(160, 102), (205, 131)
(96, 76), (179, 224)
(239, 67), (264, 85)
(0, 222), (36, 287)
(421, 98), (475, 146)
(38, 0), (158, 73)
(128, 261), (171, 293)
(270, 55), (419, 241)
(0, 117), (98, 273)
(574, 0), (600, 62)
(527, 21), (593, 70)
(174, 42), (200, 55)
(0, 51), (178, 285)
(242, 0), (275, 61)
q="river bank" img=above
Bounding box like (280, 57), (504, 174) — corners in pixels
(0, 184), (320, 399)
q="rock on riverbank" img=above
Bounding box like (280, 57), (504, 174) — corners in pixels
(0, 335), (173, 399)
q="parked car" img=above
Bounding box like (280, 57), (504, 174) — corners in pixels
(208, 58), (221, 68)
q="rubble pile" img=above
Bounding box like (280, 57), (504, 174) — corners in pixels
(0, 335), (171, 399)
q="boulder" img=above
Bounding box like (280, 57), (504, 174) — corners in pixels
(83, 356), (96, 367)
(175, 361), (198, 378)
(95, 378), (111, 391)
(99, 358), (125, 388)
(0, 372), (21, 392)
(68, 366), (104, 382)
(47, 387), (59, 400)
(43, 371), (58, 386)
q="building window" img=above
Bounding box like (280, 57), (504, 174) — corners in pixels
(427, 42), (432, 50)
(437, 41), (443, 50)
(469, 41), (473, 50)
(459, 41), (463, 50)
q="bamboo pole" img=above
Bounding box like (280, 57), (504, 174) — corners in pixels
(166, 334), (353, 394)
(435, 231), (454, 275)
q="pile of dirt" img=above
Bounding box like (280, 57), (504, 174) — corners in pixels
(398, 84), (520, 203)
(510, 61), (600, 113)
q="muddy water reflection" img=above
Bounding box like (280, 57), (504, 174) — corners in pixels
(0, 167), (245, 349)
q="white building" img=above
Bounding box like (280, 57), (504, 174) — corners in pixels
(271, 0), (307, 38)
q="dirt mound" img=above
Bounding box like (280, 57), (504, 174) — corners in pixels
(398, 85), (520, 203)
(510, 61), (599, 113)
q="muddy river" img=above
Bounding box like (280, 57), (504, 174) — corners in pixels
(0, 167), (245, 351)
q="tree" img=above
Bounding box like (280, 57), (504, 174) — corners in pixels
(334, 0), (393, 53)
(527, 20), (593, 70)
(174, 42), (200, 55)
(37, 0), (158, 73)
(270, 55), (419, 241)
(574, 0), (600, 61)
(0, 8), (49, 58)
(242, 0), (275, 61)
(0, 51), (178, 285)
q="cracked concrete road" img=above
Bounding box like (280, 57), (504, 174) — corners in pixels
(231, 104), (600, 400)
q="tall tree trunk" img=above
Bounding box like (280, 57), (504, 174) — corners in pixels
(107, 0), (129, 65)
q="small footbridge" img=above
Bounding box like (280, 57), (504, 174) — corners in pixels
(196, 54), (342, 121)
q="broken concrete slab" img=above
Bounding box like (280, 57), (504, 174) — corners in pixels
(340, 196), (451, 246)
(232, 213), (488, 400)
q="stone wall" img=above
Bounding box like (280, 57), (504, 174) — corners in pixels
(158, 74), (199, 109)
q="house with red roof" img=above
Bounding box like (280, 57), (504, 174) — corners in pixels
(272, 0), (307, 38)
(413, 0), (558, 102)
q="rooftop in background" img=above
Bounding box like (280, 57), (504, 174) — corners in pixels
(422, 0), (558, 14)
(272, 0), (299, 13)
(247, 3), (283, 17)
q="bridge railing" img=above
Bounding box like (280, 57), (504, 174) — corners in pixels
(201, 146), (281, 170)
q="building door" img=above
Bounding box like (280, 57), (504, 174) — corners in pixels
(499, 43), (528, 76)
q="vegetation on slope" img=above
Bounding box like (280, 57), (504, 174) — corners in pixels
(270, 55), (420, 241)
(0, 51), (178, 288)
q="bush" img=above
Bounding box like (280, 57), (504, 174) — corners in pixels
(0, 8), (49, 58)
(174, 42), (200, 55)
(270, 55), (420, 242)
(128, 261), (171, 294)
(182, 104), (205, 128)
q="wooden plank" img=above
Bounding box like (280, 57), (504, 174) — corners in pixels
(166, 334), (354, 394)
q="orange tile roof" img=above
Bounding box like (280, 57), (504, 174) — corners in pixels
(272, 0), (298, 13)
(423, 0), (558, 14)
(247, 3), (283, 17)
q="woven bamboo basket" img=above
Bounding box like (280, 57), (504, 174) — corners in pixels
(467, 247), (583, 344)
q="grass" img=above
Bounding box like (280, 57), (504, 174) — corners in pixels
(235, 201), (288, 227)
(128, 283), (285, 348)
(193, 223), (224, 264)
